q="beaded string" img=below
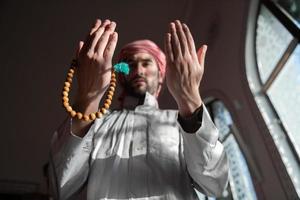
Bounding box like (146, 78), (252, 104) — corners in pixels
(62, 60), (129, 121)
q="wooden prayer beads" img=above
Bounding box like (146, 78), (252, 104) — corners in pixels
(62, 61), (116, 121)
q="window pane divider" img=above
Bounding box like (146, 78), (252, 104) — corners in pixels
(261, 38), (298, 93)
(263, 0), (300, 39)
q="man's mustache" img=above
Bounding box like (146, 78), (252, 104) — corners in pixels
(130, 75), (146, 83)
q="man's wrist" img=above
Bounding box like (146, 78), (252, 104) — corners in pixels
(178, 105), (204, 133)
(177, 95), (202, 117)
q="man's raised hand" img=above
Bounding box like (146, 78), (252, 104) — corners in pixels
(164, 20), (207, 117)
(75, 19), (118, 105)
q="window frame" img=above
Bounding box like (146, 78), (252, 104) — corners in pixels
(245, 0), (300, 198)
(256, 0), (300, 165)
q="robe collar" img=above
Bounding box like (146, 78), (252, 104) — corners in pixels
(119, 92), (159, 110)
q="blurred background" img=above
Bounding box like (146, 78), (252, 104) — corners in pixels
(0, 0), (299, 199)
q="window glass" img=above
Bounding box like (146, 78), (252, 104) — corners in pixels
(274, 0), (300, 26)
(223, 135), (257, 200)
(211, 101), (232, 141)
(256, 5), (293, 83)
(267, 45), (300, 158)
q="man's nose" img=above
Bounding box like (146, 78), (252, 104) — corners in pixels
(131, 63), (144, 77)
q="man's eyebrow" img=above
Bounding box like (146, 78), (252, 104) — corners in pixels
(127, 58), (153, 63)
(140, 58), (153, 62)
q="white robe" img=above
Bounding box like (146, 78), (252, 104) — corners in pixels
(49, 92), (228, 200)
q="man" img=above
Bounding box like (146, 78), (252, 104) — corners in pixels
(49, 19), (228, 200)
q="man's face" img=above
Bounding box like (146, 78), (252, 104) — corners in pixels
(123, 52), (163, 98)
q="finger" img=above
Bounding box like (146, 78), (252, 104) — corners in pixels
(175, 20), (189, 56)
(76, 41), (84, 59)
(182, 23), (197, 58)
(104, 32), (118, 60)
(164, 33), (174, 62)
(82, 19), (103, 52)
(96, 21), (117, 55)
(88, 20), (111, 53)
(169, 22), (182, 59)
(89, 19), (101, 35)
(197, 45), (207, 67)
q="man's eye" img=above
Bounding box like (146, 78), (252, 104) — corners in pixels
(143, 62), (150, 67)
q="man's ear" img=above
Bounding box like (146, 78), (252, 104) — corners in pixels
(158, 71), (164, 84)
(155, 71), (164, 98)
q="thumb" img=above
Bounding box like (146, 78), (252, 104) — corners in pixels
(197, 45), (207, 67)
(76, 41), (84, 59)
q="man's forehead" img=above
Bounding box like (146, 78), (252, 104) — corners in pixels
(126, 52), (155, 62)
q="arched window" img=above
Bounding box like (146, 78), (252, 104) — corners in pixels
(246, 0), (300, 197)
(196, 100), (257, 200)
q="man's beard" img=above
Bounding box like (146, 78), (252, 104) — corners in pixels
(124, 75), (158, 99)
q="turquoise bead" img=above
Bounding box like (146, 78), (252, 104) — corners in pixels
(113, 62), (130, 75)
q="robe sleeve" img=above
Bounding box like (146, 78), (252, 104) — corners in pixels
(177, 105), (229, 197)
(48, 117), (95, 200)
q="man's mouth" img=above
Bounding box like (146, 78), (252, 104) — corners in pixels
(132, 77), (146, 85)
